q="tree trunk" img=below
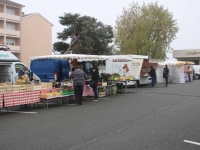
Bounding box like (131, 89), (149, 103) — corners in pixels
(65, 34), (82, 54)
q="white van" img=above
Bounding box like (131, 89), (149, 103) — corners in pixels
(193, 65), (200, 79)
(0, 51), (40, 84)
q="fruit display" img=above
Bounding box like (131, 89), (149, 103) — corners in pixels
(40, 92), (62, 99)
(108, 73), (120, 81)
(108, 73), (134, 81)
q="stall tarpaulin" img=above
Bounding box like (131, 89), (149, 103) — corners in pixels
(156, 61), (195, 84)
(131, 59), (143, 80)
(30, 54), (109, 62)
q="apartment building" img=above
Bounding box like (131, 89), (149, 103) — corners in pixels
(21, 13), (53, 67)
(0, 0), (24, 59)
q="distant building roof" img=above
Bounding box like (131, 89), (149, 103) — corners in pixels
(22, 13), (53, 26)
(0, 0), (24, 7)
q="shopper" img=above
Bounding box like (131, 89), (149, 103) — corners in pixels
(91, 64), (99, 101)
(149, 66), (156, 87)
(163, 65), (169, 87)
(69, 65), (86, 105)
(187, 66), (192, 82)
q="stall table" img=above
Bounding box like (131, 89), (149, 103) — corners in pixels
(114, 80), (138, 94)
(40, 88), (75, 109)
(3, 90), (41, 108)
(41, 94), (75, 109)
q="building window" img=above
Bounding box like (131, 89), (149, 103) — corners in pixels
(6, 38), (15, 46)
(6, 23), (16, 30)
(6, 8), (16, 15)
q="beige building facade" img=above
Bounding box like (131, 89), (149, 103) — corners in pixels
(0, 0), (23, 59)
(173, 49), (200, 65)
(21, 13), (53, 67)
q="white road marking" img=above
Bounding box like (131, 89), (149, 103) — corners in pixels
(99, 98), (110, 99)
(1, 110), (37, 114)
(184, 140), (200, 146)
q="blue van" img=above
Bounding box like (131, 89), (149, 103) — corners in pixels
(30, 59), (92, 82)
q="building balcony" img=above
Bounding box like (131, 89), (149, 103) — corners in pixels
(0, 12), (20, 23)
(0, 28), (20, 37)
(7, 45), (20, 52)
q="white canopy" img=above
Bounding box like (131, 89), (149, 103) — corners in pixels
(107, 55), (148, 60)
(158, 61), (195, 66)
(30, 54), (109, 62)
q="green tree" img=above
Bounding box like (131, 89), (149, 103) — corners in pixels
(115, 2), (179, 59)
(57, 13), (114, 55)
(53, 41), (69, 54)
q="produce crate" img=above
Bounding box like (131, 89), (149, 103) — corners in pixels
(26, 85), (33, 91)
(19, 85), (27, 92)
(67, 89), (74, 95)
(40, 93), (53, 99)
(0, 86), (6, 94)
(40, 82), (53, 89)
(61, 89), (69, 96)
(12, 85), (20, 93)
(33, 85), (43, 91)
(6, 85), (13, 93)
(102, 82), (107, 86)
(98, 92), (106, 97)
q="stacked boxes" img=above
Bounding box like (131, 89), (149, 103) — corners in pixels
(40, 82), (53, 89)
(0, 86), (6, 94)
(6, 85), (13, 93)
(19, 85), (27, 92)
(12, 85), (20, 93)
(32, 85), (43, 91)
(26, 84), (33, 91)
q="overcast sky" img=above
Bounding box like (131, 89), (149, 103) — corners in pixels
(17, 0), (200, 59)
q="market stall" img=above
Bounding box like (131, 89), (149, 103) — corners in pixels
(156, 61), (195, 84)
(31, 54), (110, 98)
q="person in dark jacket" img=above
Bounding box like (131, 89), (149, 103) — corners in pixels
(149, 66), (156, 87)
(91, 65), (99, 101)
(69, 65), (86, 105)
(163, 65), (169, 87)
(18, 66), (28, 78)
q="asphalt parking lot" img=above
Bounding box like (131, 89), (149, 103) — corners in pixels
(0, 81), (200, 150)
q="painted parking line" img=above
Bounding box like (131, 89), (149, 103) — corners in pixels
(1, 110), (37, 114)
(184, 140), (200, 146)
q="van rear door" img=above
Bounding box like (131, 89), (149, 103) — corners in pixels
(61, 60), (71, 80)
(0, 64), (12, 83)
(31, 59), (56, 82)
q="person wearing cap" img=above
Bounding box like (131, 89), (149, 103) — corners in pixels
(18, 66), (28, 78)
(90, 64), (99, 101)
(163, 65), (169, 87)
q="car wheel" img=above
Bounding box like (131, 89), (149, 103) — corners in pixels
(194, 74), (199, 80)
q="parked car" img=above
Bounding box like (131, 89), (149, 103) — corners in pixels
(193, 65), (200, 79)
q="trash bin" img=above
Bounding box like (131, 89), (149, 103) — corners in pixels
(116, 82), (124, 94)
